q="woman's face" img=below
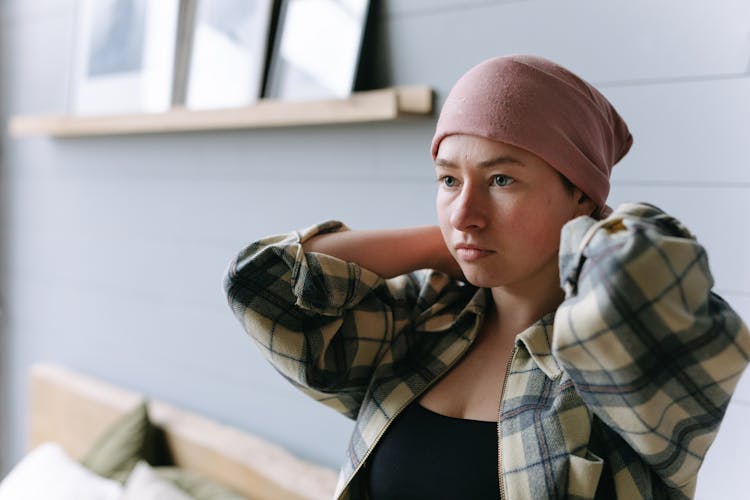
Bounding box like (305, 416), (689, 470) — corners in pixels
(435, 134), (594, 290)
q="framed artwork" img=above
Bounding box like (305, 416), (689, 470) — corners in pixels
(264, 0), (370, 101)
(184, 0), (275, 109)
(72, 0), (181, 115)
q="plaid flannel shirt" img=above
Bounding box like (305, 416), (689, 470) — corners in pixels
(224, 202), (749, 499)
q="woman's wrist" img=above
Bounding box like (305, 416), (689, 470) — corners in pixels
(302, 225), (457, 279)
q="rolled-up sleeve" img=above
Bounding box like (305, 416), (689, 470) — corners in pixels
(553, 202), (750, 496)
(223, 220), (423, 419)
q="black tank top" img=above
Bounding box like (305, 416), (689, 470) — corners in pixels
(366, 399), (501, 499)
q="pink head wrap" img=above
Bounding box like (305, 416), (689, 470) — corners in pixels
(431, 55), (633, 218)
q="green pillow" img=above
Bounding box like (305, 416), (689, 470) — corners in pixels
(156, 467), (249, 500)
(79, 402), (247, 499)
(80, 401), (168, 483)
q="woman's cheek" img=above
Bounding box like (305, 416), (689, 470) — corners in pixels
(514, 212), (563, 255)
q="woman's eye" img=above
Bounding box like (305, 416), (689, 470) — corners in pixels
(492, 175), (513, 187)
(441, 176), (457, 187)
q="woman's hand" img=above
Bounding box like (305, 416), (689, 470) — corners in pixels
(303, 225), (462, 280)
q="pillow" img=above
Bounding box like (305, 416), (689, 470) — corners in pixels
(0, 442), (122, 500)
(123, 461), (193, 500)
(81, 401), (167, 483)
(156, 467), (249, 500)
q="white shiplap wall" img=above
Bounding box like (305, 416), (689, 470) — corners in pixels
(1, 1), (748, 498)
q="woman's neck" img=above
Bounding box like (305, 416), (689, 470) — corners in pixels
(488, 256), (564, 337)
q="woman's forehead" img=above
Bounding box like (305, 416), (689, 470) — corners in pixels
(435, 135), (539, 166)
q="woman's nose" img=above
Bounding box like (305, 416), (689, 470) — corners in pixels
(450, 185), (487, 231)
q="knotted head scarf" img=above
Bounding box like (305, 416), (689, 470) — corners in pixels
(431, 55), (633, 218)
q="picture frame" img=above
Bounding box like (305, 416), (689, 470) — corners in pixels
(183, 0), (276, 110)
(264, 0), (370, 101)
(71, 0), (182, 115)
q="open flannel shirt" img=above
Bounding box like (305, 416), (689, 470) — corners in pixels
(224, 202), (749, 499)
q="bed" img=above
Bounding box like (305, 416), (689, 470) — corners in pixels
(24, 363), (339, 500)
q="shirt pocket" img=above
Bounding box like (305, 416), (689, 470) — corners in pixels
(567, 451), (604, 499)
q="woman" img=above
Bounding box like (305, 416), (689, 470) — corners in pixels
(224, 55), (749, 499)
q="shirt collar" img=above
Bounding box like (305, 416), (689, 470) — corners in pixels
(472, 289), (562, 380)
(515, 311), (562, 380)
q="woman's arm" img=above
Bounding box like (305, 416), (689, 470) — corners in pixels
(302, 225), (461, 279)
(224, 220), (463, 419)
(553, 203), (750, 496)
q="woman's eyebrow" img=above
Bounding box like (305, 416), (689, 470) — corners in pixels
(434, 156), (524, 168)
(478, 155), (524, 168)
(434, 158), (455, 168)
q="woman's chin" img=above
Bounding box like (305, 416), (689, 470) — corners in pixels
(459, 269), (501, 288)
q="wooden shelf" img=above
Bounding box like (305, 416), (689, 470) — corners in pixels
(8, 86), (433, 138)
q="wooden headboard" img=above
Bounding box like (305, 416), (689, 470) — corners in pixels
(29, 363), (338, 500)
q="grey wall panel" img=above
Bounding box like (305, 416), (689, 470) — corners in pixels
(0, 12), (75, 114)
(3, 175), (437, 310)
(381, 0), (527, 18)
(383, 0), (750, 94)
(727, 295), (750, 340)
(606, 77), (750, 184)
(0, 0), (76, 25)
(729, 296), (750, 404)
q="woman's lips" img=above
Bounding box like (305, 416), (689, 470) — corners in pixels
(455, 245), (495, 262)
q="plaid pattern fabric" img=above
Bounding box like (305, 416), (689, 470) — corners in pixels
(552, 202), (750, 498)
(224, 204), (749, 499)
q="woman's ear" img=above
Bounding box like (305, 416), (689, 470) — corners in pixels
(573, 189), (597, 217)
